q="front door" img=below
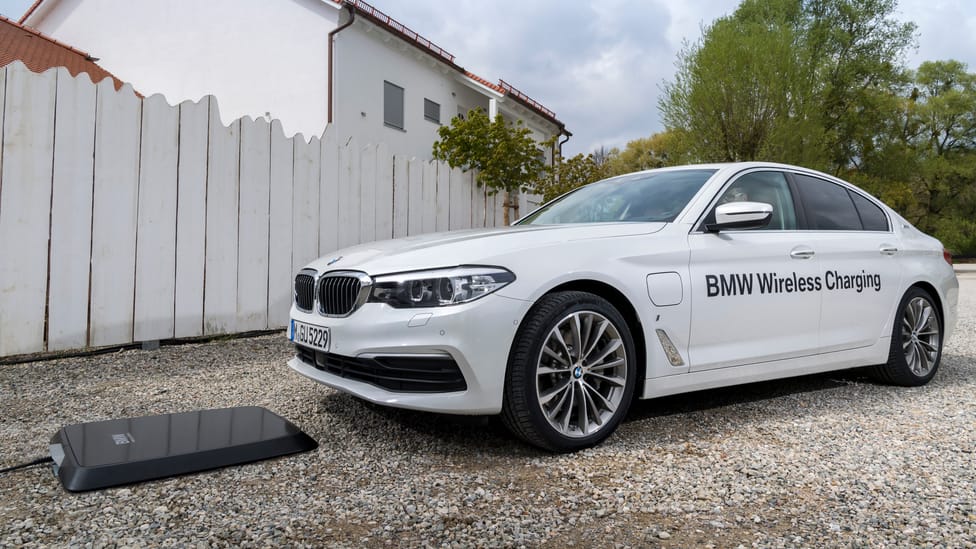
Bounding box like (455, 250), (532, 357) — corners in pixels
(687, 170), (822, 371)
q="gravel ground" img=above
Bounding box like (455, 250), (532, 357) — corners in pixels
(2, 273), (975, 548)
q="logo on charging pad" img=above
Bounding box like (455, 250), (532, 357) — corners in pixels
(111, 433), (135, 445)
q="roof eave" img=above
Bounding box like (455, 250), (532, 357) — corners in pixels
(19, 0), (46, 25)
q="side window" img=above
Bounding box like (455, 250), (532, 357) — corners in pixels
(849, 191), (889, 231)
(712, 171), (797, 230)
(793, 174), (861, 230)
(383, 81), (404, 130)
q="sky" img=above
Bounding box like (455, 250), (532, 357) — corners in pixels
(1, 0), (974, 156)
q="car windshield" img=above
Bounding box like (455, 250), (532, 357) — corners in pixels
(518, 169), (717, 225)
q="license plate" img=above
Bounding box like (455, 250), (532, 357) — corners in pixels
(290, 320), (331, 353)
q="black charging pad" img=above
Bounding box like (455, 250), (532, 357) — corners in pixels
(49, 406), (317, 492)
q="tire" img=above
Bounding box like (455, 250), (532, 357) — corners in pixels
(501, 291), (636, 452)
(871, 287), (943, 386)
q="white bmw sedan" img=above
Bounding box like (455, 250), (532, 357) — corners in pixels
(288, 162), (959, 452)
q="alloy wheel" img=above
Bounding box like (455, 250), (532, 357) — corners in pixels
(535, 311), (629, 438)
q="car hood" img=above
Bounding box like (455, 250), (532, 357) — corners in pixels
(306, 222), (667, 275)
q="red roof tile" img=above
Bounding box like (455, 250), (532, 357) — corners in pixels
(0, 14), (127, 91)
(464, 71), (505, 94)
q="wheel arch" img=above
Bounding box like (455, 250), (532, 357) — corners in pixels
(543, 279), (647, 391)
(907, 280), (945, 329)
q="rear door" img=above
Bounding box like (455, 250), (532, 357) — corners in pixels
(790, 173), (903, 352)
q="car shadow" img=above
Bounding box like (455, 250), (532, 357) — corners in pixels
(624, 369), (867, 423)
(310, 351), (974, 454)
(317, 392), (539, 456)
(314, 368), (893, 455)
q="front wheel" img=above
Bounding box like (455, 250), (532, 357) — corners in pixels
(871, 287), (943, 386)
(501, 291), (636, 452)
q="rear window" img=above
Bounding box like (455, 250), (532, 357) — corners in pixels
(793, 174), (862, 231)
(849, 191), (889, 231)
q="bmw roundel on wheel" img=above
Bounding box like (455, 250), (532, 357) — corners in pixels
(287, 162), (959, 452)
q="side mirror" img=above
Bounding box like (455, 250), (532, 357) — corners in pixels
(705, 201), (773, 232)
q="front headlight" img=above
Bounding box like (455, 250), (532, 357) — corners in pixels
(368, 266), (516, 308)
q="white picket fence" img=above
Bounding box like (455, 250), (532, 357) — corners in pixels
(0, 61), (538, 358)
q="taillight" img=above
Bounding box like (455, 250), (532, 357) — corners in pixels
(943, 248), (953, 265)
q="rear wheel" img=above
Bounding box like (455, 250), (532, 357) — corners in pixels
(501, 291), (636, 452)
(871, 287), (942, 386)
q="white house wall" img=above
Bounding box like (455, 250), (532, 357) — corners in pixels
(333, 18), (470, 160)
(28, 0), (340, 139)
(333, 20), (560, 161)
(29, 0), (562, 160)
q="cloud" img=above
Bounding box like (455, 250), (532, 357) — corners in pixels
(898, 0), (976, 70)
(381, 0), (690, 155)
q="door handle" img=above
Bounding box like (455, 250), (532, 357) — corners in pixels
(880, 245), (898, 255)
(790, 247), (815, 259)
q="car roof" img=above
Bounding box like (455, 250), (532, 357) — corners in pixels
(651, 162), (845, 185)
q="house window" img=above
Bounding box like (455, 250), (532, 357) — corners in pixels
(424, 98), (440, 124)
(384, 81), (404, 130)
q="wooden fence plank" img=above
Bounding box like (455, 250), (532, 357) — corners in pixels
(359, 143), (376, 244)
(134, 94), (179, 342)
(203, 101), (240, 335)
(483, 188), (494, 228)
(337, 137), (360, 248)
(407, 158), (424, 235)
(375, 142), (394, 241)
(392, 154), (409, 238)
(292, 136), (321, 274)
(494, 191), (506, 227)
(472, 181), (487, 229)
(90, 79), (141, 347)
(237, 117), (271, 332)
(47, 67), (95, 351)
(422, 160), (437, 234)
(319, 124), (339, 256)
(449, 167), (472, 230)
(435, 161), (450, 232)
(0, 63), (55, 355)
(518, 192), (542, 222)
(267, 120), (294, 328)
(174, 98), (209, 338)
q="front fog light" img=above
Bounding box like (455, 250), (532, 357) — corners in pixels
(369, 266), (515, 308)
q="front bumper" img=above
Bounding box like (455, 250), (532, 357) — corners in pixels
(287, 293), (533, 414)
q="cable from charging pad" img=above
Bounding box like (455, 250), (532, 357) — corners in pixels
(0, 456), (53, 474)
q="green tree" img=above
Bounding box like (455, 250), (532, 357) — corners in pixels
(660, 0), (916, 172)
(605, 131), (683, 176)
(903, 61), (976, 251)
(533, 153), (608, 202)
(661, 0), (817, 164)
(431, 108), (546, 195)
(817, 59), (976, 254)
(803, 0), (916, 170)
